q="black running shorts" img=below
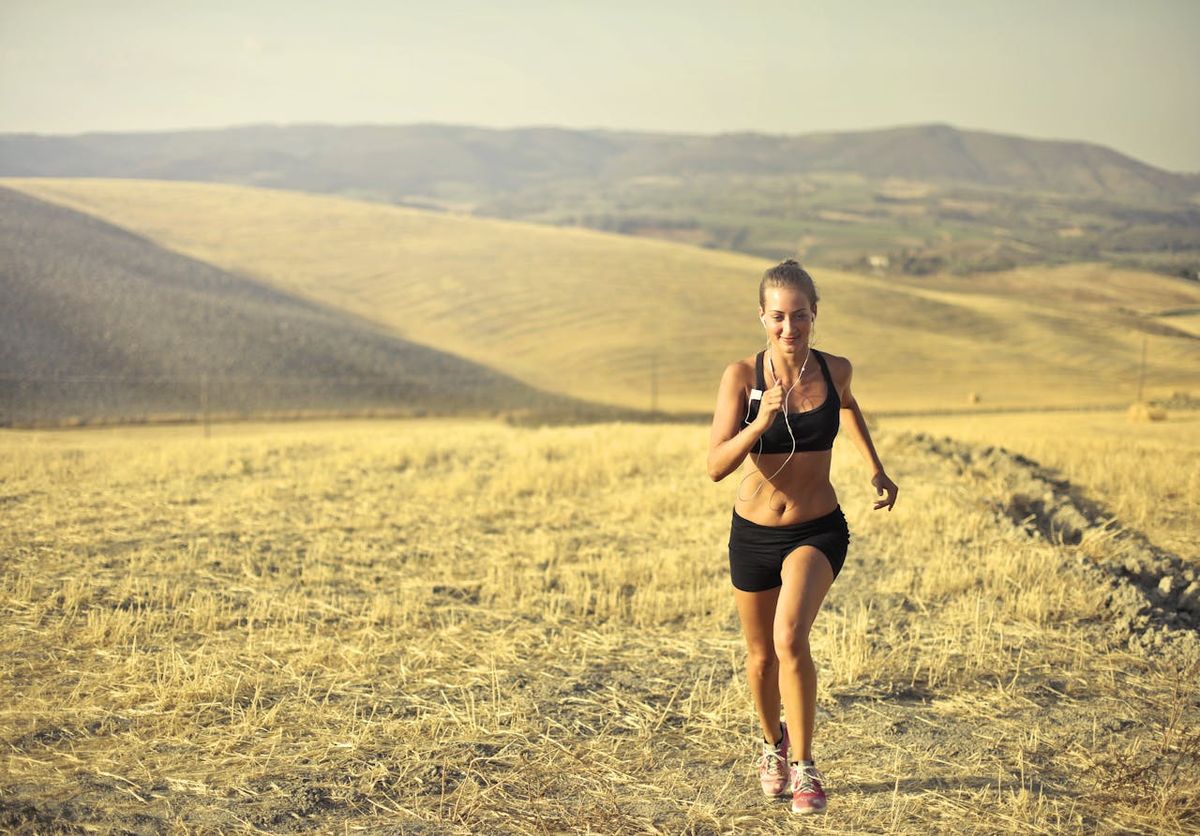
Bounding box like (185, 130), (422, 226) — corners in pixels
(728, 505), (850, 592)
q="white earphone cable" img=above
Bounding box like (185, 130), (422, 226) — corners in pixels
(736, 344), (810, 503)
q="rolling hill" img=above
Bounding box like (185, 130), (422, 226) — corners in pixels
(6, 178), (1198, 416)
(4, 123), (1196, 277)
(0, 186), (620, 427)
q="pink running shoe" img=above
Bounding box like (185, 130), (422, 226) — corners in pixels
(790, 762), (828, 814)
(756, 722), (790, 797)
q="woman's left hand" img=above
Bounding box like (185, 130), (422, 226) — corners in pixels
(871, 470), (898, 511)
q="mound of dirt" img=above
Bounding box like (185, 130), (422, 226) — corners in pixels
(902, 431), (1199, 670)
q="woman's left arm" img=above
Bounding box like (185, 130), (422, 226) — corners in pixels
(838, 357), (898, 512)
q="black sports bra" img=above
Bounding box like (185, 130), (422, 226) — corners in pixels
(743, 348), (840, 454)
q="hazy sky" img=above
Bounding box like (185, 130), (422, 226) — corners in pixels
(3, 0), (1198, 171)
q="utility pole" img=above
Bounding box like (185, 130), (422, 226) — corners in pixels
(201, 373), (210, 438)
(1137, 335), (1147, 402)
(650, 353), (658, 414)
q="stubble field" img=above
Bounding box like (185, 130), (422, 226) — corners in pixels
(1, 414), (1197, 833)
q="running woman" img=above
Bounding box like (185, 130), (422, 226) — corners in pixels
(706, 259), (898, 815)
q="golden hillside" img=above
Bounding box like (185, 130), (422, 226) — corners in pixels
(7, 178), (1200, 413)
(1, 186), (612, 428)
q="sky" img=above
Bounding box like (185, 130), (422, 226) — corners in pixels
(2, 0), (1198, 172)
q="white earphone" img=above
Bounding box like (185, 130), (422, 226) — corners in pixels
(736, 343), (810, 502)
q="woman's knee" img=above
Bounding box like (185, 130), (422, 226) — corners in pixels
(745, 647), (778, 677)
(773, 624), (812, 662)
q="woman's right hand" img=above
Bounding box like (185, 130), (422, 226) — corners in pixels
(753, 380), (785, 428)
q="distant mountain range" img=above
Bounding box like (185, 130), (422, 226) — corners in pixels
(1, 122), (1196, 201)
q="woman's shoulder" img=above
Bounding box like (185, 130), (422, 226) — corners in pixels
(816, 347), (850, 367)
(723, 351), (760, 386)
(816, 348), (852, 387)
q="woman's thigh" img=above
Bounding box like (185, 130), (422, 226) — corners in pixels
(775, 546), (835, 645)
(734, 585), (781, 660)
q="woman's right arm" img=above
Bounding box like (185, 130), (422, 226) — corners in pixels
(708, 363), (771, 482)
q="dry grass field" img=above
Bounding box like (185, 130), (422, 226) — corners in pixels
(2, 415), (1197, 833)
(885, 410), (1200, 564)
(6, 178), (1200, 415)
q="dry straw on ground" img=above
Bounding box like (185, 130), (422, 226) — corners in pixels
(1, 417), (1197, 833)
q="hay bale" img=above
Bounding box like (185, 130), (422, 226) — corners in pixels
(966, 391), (981, 405)
(1127, 401), (1167, 422)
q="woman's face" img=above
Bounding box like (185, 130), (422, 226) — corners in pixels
(760, 286), (815, 355)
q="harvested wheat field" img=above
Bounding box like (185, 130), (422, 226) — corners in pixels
(2, 417), (1198, 833)
(884, 410), (1200, 564)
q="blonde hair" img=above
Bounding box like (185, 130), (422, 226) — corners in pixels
(759, 259), (819, 309)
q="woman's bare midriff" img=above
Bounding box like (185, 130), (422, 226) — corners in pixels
(735, 448), (838, 525)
